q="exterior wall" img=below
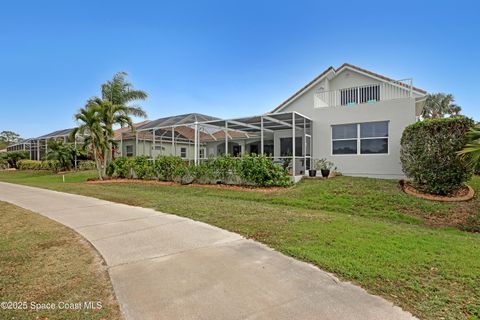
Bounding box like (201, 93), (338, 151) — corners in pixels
(278, 70), (417, 179)
(118, 139), (198, 160)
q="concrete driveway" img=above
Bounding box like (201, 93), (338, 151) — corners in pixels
(0, 182), (415, 320)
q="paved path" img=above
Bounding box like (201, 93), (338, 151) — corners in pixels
(0, 182), (415, 320)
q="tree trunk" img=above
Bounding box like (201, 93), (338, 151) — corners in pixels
(93, 147), (103, 180)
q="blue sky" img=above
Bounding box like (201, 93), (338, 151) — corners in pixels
(1, 0), (479, 138)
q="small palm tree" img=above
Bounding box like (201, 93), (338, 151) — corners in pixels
(422, 93), (461, 119)
(45, 140), (76, 170)
(458, 127), (480, 173)
(71, 104), (107, 180)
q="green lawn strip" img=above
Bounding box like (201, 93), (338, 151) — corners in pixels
(0, 201), (121, 320)
(0, 170), (479, 319)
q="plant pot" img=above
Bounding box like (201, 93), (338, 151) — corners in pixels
(321, 169), (330, 178)
(309, 169), (317, 177)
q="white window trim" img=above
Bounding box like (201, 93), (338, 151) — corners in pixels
(180, 147), (187, 159)
(331, 121), (389, 156)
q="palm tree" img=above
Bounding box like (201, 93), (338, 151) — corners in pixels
(99, 72), (147, 168)
(458, 127), (480, 173)
(421, 93), (461, 119)
(45, 140), (76, 170)
(71, 104), (107, 180)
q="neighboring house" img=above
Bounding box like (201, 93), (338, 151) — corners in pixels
(7, 139), (32, 153)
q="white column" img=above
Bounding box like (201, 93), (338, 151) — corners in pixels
(37, 139), (40, 160)
(260, 116), (264, 155)
(152, 129), (156, 160)
(135, 132), (138, 156)
(292, 113), (296, 177)
(225, 121), (228, 155)
(171, 127), (175, 156)
(194, 122), (198, 165)
(74, 138), (77, 169)
(120, 133), (123, 157)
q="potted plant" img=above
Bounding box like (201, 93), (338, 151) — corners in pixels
(315, 158), (335, 178)
(309, 159), (317, 177)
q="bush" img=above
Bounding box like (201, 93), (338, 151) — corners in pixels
(154, 155), (184, 181)
(107, 157), (132, 178)
(0, 151), (29, 169)
(17, 159), (60, 172)
(77, 160), (96, 171)
(131, 156), (155, 179)
(400, 117), (474, 195)
(237, 154), (291, 187)
(0, 159), (8, 169)
(105, 154), (291, 188)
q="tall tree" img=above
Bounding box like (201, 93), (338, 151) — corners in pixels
(421, 93), (461, 119)
(99, 72), (147, 167)
(71, 103), (107, 179)
(0, 131), (21, 145)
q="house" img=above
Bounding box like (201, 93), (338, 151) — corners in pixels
(129, 63), (426, 179)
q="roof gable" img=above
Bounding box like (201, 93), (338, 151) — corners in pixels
(270, 63), (426, 113)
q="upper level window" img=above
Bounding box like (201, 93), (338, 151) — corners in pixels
(332, 121), (388, 155)
(340, 84), (380, 106)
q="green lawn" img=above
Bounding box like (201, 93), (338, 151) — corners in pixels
(0, 170), (479, 319)
(0, 200), (121, 320)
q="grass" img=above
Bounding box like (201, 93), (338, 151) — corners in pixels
(0, 200), (122, 320)
(0, 170), (479, 319)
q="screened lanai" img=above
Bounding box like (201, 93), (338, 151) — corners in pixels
(124, 111), (312, 176)
(30, 128), (82, 163)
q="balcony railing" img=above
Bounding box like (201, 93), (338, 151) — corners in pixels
(314, 78), (414, 108)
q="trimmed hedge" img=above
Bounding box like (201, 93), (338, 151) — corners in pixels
(17, 160), (61, 172)
(77, 160), (96, 171)
(400, 117), (474, 195)
(107, 154), (291, 187)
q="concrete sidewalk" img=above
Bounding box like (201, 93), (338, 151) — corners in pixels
(0, 182), (416, 320)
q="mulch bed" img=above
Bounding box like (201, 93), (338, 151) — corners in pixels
(399, 180), (475, 202)
(85, 178), (287, 193)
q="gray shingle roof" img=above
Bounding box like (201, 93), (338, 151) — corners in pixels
(136, 113), (219, 130)
(36, 128), (74, 139)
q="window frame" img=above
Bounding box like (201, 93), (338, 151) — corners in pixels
(331, 121), (389, 156)
(180, 147), (187, 158)
(125, 145), (134, 157)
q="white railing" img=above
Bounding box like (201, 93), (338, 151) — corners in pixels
(314, 79), (414, 108)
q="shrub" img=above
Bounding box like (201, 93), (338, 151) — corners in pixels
(190, 161), (217, 184)
(237, 154), (291, 187)
(400, 117), (474, 195)
(131, 156), (155, 179)
(0, 151), (29, 169)
(212, 154), (239, 184)
(154, 155), (184, 181)
(0, 159), (9, 169)
(107, 157), (132, 178)
(77, 160), (96, 171)
(17, 160), (60, 171)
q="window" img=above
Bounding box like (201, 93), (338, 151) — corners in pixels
(180, 147), (187, 158)
(280, 137), (302, 157)
(199, 148), (205, 159)
(126, 145), (134, 157)
(332, 124), (357, 154)
(360, 121), (388, 154)
(332, 121), (388, 155)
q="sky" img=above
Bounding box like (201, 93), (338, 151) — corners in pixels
(0, 0), (479, 138)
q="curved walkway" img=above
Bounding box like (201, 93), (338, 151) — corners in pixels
(0, 182), (415, 320)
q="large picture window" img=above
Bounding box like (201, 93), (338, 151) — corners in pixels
(332, 121), (388, 155)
